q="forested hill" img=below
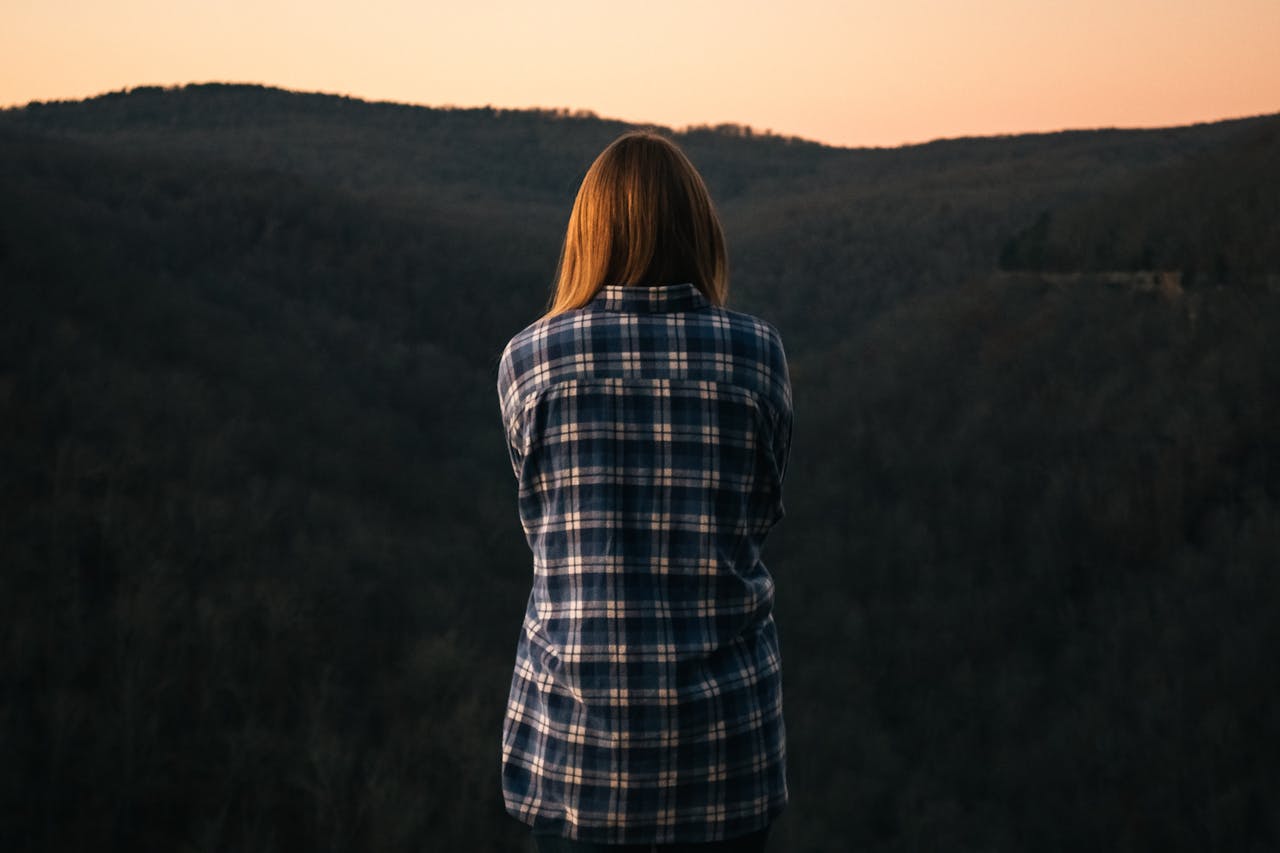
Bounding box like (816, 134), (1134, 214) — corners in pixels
(2, 83), (1277, 853)
(1000, 115), (1280, 282)
(5, 82), (1273, 351)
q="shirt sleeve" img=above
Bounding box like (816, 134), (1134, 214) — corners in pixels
(496, 342), (524, 480)
(773, 394), (793, 487)
(768, 326), (793, 488)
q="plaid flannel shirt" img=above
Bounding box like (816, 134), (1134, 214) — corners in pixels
(496, 282), (792, 844)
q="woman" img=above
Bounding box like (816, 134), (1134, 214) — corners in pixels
(496, 130), (793, 852)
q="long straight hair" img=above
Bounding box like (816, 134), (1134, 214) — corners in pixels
(544, 130), (729, 317)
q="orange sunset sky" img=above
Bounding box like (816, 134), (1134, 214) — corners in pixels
(3, 0), (1278, 148)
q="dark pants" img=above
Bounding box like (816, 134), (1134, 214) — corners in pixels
(533, 825), (770, 853)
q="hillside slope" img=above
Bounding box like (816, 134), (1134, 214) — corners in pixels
(1000, 115), (1280, 283)
(6, 82), (1272, 347)
(1, 85), (1277, 852)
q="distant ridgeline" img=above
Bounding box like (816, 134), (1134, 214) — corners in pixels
(999, 115), (1280, 289)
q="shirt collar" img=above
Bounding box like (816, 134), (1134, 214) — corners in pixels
(592, 282), (710, 314)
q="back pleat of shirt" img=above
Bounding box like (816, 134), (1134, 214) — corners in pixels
(496, 282), (792, 845)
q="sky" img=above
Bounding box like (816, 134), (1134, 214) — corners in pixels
(2, 0), (1278, 149)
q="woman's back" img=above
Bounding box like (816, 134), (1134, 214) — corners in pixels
(497, 280), (792, 845)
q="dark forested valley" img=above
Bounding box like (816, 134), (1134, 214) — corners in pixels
(1, 83), (1277, 852)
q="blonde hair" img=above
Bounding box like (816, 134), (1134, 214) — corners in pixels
(544, 130), (729, 317)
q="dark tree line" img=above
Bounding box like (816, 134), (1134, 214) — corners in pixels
(999, 117), (1280, 285)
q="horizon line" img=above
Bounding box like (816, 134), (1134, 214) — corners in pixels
(3, 79), (1277, 153)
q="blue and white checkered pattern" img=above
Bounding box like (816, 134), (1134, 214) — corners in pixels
(496, 282), (792, 844)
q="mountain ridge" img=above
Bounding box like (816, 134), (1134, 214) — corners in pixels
(6, 80), (1277, 153)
